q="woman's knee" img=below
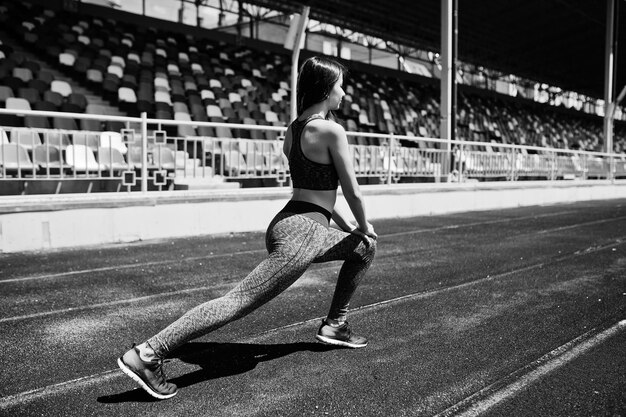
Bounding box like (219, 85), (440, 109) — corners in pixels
(361, 237), (377, 262)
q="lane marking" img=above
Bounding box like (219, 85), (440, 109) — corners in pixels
(383, 210), (580, 239)
(435, 318), (626, 417)
(0, 209), (581, 284)
(531, 215), (626, 236)
(1, 244), (624, 408)
(0, 231), (624, 325)
(0, 369), (121, 411)
(0, 249), (265, 284)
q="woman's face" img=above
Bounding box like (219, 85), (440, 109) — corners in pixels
(327, 74), (345, 110)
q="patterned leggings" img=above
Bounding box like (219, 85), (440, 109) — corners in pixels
(147, 206), (377, 358)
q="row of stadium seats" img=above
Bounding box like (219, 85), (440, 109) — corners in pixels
(0, 126), (294, 178)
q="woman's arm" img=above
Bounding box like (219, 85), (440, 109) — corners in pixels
(325, 123), (377, 239)
(331, 203), (356, 232)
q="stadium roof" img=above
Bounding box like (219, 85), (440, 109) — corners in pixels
(245, 0), (626, 100)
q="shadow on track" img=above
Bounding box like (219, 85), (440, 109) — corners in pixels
(97, 341), (339, 403)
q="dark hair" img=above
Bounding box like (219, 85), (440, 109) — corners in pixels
(296, 56), (346, 116)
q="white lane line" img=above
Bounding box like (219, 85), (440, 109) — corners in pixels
(382, 210), (579, 239)
(0, 249), (265, 284)
(534, 215), (626, 235)
(0, 209), (579, 284)
(0, 262), (343, 324)
(435, 318), (626, 417)
(0, 281), (232, 324)
(1, 231), (624, 325)
(0, 369), (121, 411)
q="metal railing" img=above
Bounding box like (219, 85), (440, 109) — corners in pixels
(0, 108), (623, 194)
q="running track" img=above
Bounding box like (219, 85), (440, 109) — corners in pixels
(0, 198), (625, 416)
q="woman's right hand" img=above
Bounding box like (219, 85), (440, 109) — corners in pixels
(357, 222), (377, 239)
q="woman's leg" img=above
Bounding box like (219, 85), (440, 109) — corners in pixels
(146, 214), (327, 358)
(313, 229), (377, 323)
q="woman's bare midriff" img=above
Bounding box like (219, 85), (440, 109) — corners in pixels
(291, 188), (337, 213)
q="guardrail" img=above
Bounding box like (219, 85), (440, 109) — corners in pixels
(0, 108), (623, 194)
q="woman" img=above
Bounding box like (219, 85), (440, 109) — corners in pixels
(117, 56), (377, 400)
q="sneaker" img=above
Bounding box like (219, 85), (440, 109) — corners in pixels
(315, 320), (368, 348)
(117, 345), (178, 400)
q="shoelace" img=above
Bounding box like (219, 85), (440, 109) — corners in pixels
(150, 358), (173, 387)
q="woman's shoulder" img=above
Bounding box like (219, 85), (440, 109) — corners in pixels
(308, 118), (345, 137)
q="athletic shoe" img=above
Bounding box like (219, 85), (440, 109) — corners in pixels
(117, 345), (178, 400)
(315, 320), (368, 348)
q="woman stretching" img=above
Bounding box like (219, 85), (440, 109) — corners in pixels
(117, 56), (377, 400)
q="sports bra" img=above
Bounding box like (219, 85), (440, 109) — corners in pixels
(288, 115), (339, 191)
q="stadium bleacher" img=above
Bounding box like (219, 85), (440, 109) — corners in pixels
(0, 0), (624, 195)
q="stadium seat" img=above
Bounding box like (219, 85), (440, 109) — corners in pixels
(50, 80), (72, 97)
(265, 111), (278, 123)
(0, 143), (37, 173)
(13, 67), (33, 84)
(118, 87), (137, 105)
(258, 102), (271, 114)
(65, 145), (105, 172)
(33, 144), (68, 174)
(86, 69), (104, 85)
(221, 149), (253, 176)
(184, 79), (198, 92)
(154, 77), (170, 91)
(207, 105), (224, 119)
(242, 117), (265, 140)
(107, 65), (124, 80)
(99, 131), (127, 154)
(85, 103), (107, 115)
(42, 131), (71, 150)
(111, 55), (125, 68)
(2, 76), (24, 93)
(0, 129), (9, 144)
(59, 52), (76, 68)
(73, 132), (100, 150)
(215, 125), (233, 139)
(53, 117), (78, 130)
(6, 97), (31, 111)
(10, 128), (41, 150)
(78, 35), (90, 46)
(68, 93), (88, 112)
(173, 102), (190, 114)
(80, 118), (103, 132)
(154, 91), (172, 105)
(97, 146), (127, 172)
(175, 112), (196, 137)
(18, 87), (41, 106)
(25, 113), (50, 129)
(0, 86), (15, 105)
(153, 145), (176, 170)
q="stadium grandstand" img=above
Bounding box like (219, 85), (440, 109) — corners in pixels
(0, 0), (625, 196)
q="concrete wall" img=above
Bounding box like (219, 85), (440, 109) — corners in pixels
(1, 180), (625, 253)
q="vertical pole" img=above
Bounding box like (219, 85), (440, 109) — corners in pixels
(441, 0), (456, 181)
(290, 6), (310, 122)
(603, 0), (616, 157)
(141, 112), (148, 193)
(387, 134), (394, 185)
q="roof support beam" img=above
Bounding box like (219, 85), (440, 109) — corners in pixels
(286, 6), (310, 121)
(603, 0), (617, 158)
(440, 0), (457, 163)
